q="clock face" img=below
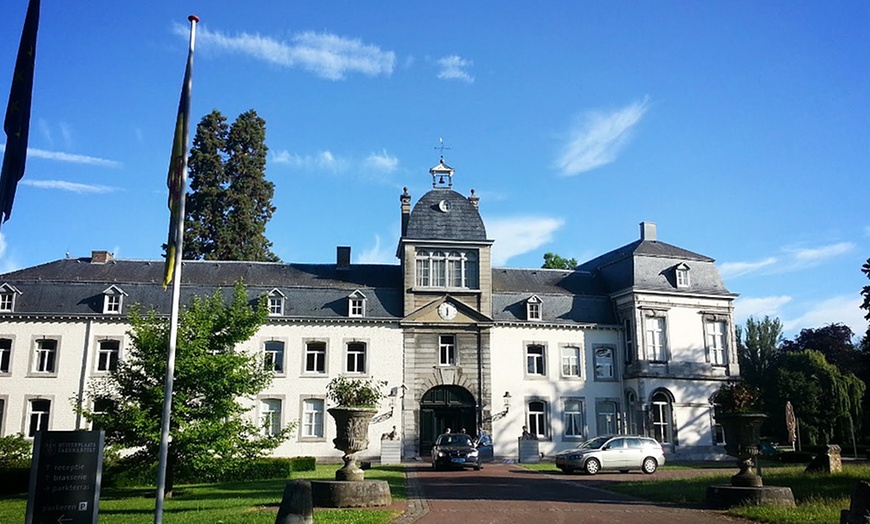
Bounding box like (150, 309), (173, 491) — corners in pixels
(438, 302), (457, 320)
(438, 199), (451, 212)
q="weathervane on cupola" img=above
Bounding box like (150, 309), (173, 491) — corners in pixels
(430, 137), (454, 188)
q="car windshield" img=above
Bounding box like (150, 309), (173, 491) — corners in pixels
(437, 435), (473, 447)
(577, 436), (611, 450)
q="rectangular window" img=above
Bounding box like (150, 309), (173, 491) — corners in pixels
(264, 341), (285, 374)
(349, 298), (364, 317)
(527, 400), (548, 439)
(561, 346), (579, 377)
(676, 268), (690, 288)
(563, 398), (584, 438)
(96, 340), (120, 372)
(416, 258), (430, 287)
(91, 399), (115, 431)
(302, 398), (324, 438)
(645, 316), (667, 362)
(439, 335), (456, 366)
(416, 250), (479, 289)
(595, 399), (618, 435)
(527, 302), (541, 321)
(268, 296), (284, 316)
(346, 342), (366, 374)
(0, 338), (11, 373)
(28, 399), (51, 437)
(624, 319), (634, 363)
(706, 321), (727, 366)
(305, 342), (326, 374)
(0, 293), (14, 312)
(593, 346), (615, 380)
(526, 344), (546, 376)
(104, 294), (121, 314)
(34, 339), (57, 373)
(260, 399), (282, 436)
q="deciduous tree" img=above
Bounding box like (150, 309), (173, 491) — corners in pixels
(542, 252), (578, 270)
(79, 283), (289, 497)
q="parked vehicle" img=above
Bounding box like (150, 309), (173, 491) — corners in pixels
(554, 435), (665, 475)
(432, 433), (482, 471)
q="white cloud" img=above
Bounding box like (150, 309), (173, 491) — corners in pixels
(436, 55), (474, 83)
(357, 235), (396, 265)
(782, 294), (866, 337)
(487, 216), (565, 266)
(365, 150), (399, 173)
(186, 24), (395, 80)
(555, 97), (649, 176)
(272, 149), (347, 172)
(734, 295), (793, 324)
(787, 242), (854, 264)
(718, 257), (778, 279)
(21, 180), (117, 193)
(0, 145), (121, 167)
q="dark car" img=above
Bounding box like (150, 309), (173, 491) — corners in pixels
(432, 433), (481, 471)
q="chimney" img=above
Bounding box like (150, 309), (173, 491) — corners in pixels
(337, 246), (351, 269)
(468, 188), (479, 210)
(400, 187), (411, 236)
(91, 250), (114, 264)
(640, 222), (657, 242)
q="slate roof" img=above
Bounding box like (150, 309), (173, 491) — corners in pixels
(405, 188), (488, 241)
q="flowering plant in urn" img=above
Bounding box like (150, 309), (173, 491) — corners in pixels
(710, 381), (767, 487)
(326, 376), (386, 481)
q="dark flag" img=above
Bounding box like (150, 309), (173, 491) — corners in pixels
(0, 0), (40, 224)
(163, 15), (199, 288)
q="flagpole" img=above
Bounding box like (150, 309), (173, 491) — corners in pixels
(155, 14), (198, 524)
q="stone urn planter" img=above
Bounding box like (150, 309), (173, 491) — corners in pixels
(715, 412), (768, 487)
(328, 407), (377, 481)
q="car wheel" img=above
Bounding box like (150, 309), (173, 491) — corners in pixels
(584, 458), (601, 475)
(642, 457), (658, 474)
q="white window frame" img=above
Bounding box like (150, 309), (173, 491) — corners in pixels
(0, 337), (12, 375)
(33, 338), (58, 374)
(527, 295), (542, 321)
(301, 397), (325, 439)
(264, 340), (285, 374)
(644, 314), (668, 362)
(259, 398), (282, 436)
(525, 343), (546, 377)
(415, 249), (479, 289)
(623, 318), (634, 363)
(96, 339), (120, 373)
(560, 345), (580, 378)
(304, 341), (327, 374)
(26, 397), (51, 437)
(676, 264), (691, 288)
(651, 391), (673, 444)
(595, 398), (619, 436)
(526, 399), (549, 440)
(705, 319), (727, 366)
(348, 291), (366, 318)
(102, 285), (127, 315)
(267, 289), (285, 317)
(562, 397), (585, 440)
(345, 341), (367, 374)
(593, 345), (616, 381)
(439, 335), (456, 366)
(90, 398), (114, 431)
(0, 284), (21, 312)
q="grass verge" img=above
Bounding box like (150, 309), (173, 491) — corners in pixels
(0, 464), (406, 524)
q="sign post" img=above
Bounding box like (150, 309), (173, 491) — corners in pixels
(25, 430), (105, 524)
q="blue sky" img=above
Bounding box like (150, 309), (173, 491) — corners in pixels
(1, 1), (868, 339)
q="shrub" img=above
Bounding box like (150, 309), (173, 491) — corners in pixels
(289, 456), (316, 471)
(326, 376), (387, 407)
(0, 433), (32, 468)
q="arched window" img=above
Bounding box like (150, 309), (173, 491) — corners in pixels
(651, 391), (673, 444)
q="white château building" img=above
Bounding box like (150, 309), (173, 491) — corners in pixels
(0, 159), (738, 461)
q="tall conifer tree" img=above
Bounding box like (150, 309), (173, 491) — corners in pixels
(184, 109), (278, 261)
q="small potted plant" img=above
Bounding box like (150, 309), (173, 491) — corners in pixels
(710, 381), (767, 487)
(326, 376), (386, 481)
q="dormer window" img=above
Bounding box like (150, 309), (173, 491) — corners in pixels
(675, 264), (691, 288)
(0, 284), (21, 312)
(102, 285), (127, 314)
(527, 295), (542, 321)
(267, 289), (285, 316)
(348, 290), (366, 318)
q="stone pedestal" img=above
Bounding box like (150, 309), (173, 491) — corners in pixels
(707, 485), (796, 509)
(806, 444), (842, 474)
(518, 438), (540, 463)
(380, 439), (402, 465)
(310, 480), (392, 508)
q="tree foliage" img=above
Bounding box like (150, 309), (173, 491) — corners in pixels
(736, 316), (783, 389)
(770, 350), (864, 446)
(184, 109), (279, 262)
(781, 323), (861, 376)
(542, 252), (578, 270)
(79, 283), (289, 496)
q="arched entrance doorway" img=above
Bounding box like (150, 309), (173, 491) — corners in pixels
(419, 385), (476, 455)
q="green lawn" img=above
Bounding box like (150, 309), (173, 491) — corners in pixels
(521, 461), (870, 524)
(0, 465), (405, 524)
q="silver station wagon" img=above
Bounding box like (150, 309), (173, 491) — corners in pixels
(554, 435), (666, 475)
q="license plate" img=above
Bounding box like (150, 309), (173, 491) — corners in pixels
(451, 458), (465, 463)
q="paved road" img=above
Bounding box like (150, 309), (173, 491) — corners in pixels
(395, 462), (750, 524)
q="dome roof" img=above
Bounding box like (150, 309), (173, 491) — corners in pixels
(405, 189), (487, 241)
